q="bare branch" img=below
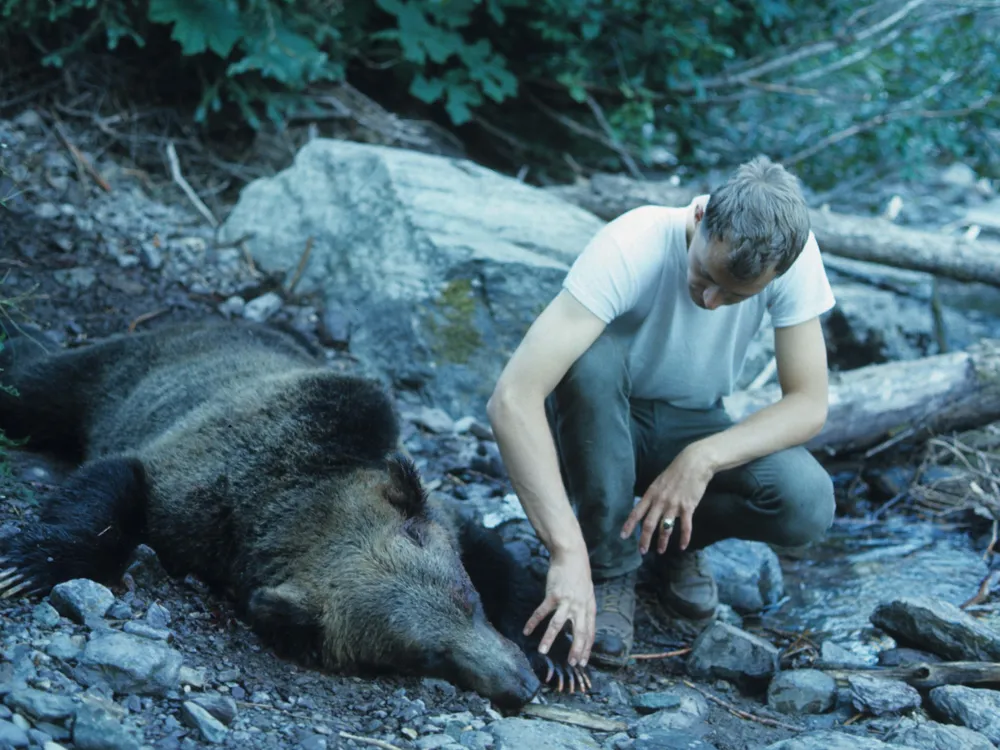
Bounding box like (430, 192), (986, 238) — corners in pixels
(583, 93), (644, 179)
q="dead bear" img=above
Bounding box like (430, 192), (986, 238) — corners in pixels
(0, 320), (587, 707)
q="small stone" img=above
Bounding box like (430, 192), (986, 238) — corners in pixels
(190, 694), (237, 725)
(767, 670), (837, 715)
(181, 701), (228, 744)
(218, 296), (246, 318)
(632, 691), (682, 714)
(49, 580), (115, 623)
(31, 603), (62, 628)
(848, 675), (921, 716)
(243, 292), (283, 322)
(122, 622), (172, 641)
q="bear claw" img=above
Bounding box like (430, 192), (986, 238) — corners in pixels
(0, 567), (34, 599)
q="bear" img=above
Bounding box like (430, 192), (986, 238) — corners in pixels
(0, 320), (589, 707)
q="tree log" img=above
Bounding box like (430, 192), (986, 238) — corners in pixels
(545, 174), (1000, 287)
(723, 339), (1000, 455)
(818, 661), (1000, 690)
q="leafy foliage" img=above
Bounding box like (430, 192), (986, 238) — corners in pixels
(0, 0), (996, 184)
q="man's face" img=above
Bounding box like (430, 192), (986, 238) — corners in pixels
(686, 226), (776, 310)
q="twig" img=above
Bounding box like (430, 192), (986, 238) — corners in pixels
(863, 426), (918, 459)
(631, 647), (692, 661)
(520, 704), (628, 733)
(166, 141), (218, 228)
(128, 308), (170, 334)
(51, 118), (112, 192)
(961, 569), (1000, 610)
(843, 712), (866, 726)
(681, 680), (803, 732)
(285, 237), (314, 295)
(338, 731), (405, 750)
(583, 93), (644, 179)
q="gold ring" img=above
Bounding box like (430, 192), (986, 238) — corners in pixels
(661, 518), (675, 531)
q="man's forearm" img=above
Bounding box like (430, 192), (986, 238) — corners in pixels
(694, 392), (827, 475)
(487, 393), (589, 560)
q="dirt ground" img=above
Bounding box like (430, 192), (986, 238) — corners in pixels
(0, 91), (955, 750)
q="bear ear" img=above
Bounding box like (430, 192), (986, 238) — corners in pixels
(385, 452), (427, 518)
(247, 582), (321, 665)
(247, 582), (313, 630)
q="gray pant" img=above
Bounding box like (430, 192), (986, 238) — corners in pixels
(546, 332), (836, 582)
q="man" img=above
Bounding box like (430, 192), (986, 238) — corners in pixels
(486, 156), (837, 671)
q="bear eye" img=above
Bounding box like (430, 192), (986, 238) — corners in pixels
(401, 517), (426, 547)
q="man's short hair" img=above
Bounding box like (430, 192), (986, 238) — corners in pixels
(702, 156), (811, 281)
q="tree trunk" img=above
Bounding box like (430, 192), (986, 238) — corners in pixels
(723, 339), (1000, 455)
(819, 661), (1000, 690)
(546, 174), (1000, 287)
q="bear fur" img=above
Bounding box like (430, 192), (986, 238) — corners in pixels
(0, 321), (582, 707)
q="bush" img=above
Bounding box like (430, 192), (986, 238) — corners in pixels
(1, 0), (997, 184)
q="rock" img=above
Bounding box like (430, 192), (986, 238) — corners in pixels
(180, 701), (228, 744)
(884, 717), (995, 750)
(218, 295), (246, 318)
(190, 695), (238, 726)
(318, 303), (352, 348)
(927, 685), (1000, 744)
(702, 539), (784, 614)
(144, 603), (172, 629)
(870, 596), (1000, 661)
(633, 686), (708, 732)
(408, 406), (455, 434)
(52, 267), (97, 290)
(72, 702), (141, 750)
(764, 730), (920, 749)
(634, 729), (717, 749)
(217, 138), (604, 416)
(74, 632), (183, 696)
(819, 642), (868, 667)
(846, 675), (921, 716)
(242, 292), (283, 322)
(876, 647), (942, 667)
(632, 691), (682, 714)
(31, 603), (62, 628)
(0, 719), (29, 748)
(766, 670), (837, 714)
(44, 633), (84, 662)
(122, 622), (171, 641)
(490, 717), (600, 749)
(3, 688), (75, 723)
(49, 580), (115, 623)
(686, 622), (779, 690)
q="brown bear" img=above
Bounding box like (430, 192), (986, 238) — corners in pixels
(0, 321), (587, 707)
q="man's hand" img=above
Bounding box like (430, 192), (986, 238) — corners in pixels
(523, 549), (596, 668)
(620, 444), (715, 554)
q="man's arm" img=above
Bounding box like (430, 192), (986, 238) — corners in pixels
(487, 290), (607, 667)
(623, 316), (830, 553)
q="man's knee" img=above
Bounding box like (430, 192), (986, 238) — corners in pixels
(771, 452), (835, 546)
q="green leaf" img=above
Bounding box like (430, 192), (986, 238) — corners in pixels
(444, 81), (482, 125)
(227, 21), (336, 87)
(148, 0), (243, 57)
(410, 74), (447, 103)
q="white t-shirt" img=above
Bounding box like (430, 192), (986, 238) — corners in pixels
(563, 201), (836, 410)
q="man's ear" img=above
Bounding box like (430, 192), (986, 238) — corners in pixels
(694, 202), (705, 223)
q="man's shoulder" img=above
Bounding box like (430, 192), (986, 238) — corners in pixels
(600, 203), (687, 249)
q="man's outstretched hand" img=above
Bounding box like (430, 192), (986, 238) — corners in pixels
(522, 549), (596, 669)
(620, 445), (714, 554)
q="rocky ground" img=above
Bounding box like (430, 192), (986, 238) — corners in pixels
(2, 107), (1000, 750)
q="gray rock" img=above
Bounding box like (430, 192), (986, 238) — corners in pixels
(927, 685), (1000, 744)
(243, 292), (283, 322)
(634, 729), (716, 749)
(49, 580), (115, 623)
(4, 688), (75, 723)
(52, 267), (97, 290)
(31, 603), (62, 628)
(72, 702), (141, 750)
(190, 694), (238, 725)
(44, 634), (84, 662)
(144, 603), (171, 629)
(180, 701), (228, 744)
(884, 717), (995, 750)
(847, 674), (921, 716)
(871, 596), (1000, 661)
(764, 730), (920, 749)
(218, 295), (246, 318)
(0, 719), (29, 748)
(139, 242), (163, 270)
(686, 622), (779, 689)
(218, 138), (604, 416)
(408, 406), (455, 434)
(633, 686), (709, 733)
(703, 539), (783, 614)
(632, 691), (682, 714)
(121, 621), (172, 641)
(819, 642), (869, 667)
(490, 717), (600, 749)
(766, 670), (837, 714)
(75, 632), (183, 696)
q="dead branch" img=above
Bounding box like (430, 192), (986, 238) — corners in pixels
(818, 661), (1000, 689)
(51, 117), (111, 192)
(630, 647), (692, 661)
(583, 93), (644, 179)
(285, 237), (314, 296)
(165, 141), (218, 228)
(681, 680), (804, 732)
(338, 731), (404, 750)
(520, 704), (628, 733)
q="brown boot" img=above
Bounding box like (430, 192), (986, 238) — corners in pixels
(657, 550), (718, 630)
(590, 570), (637, 668)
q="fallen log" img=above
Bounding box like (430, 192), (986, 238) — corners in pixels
(723, 339), (1000, 455)
(545, 174), (1000, 288)
(818, 661), (1000, 690)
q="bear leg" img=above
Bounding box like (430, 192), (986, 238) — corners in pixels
(0, 456), (148, 599)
